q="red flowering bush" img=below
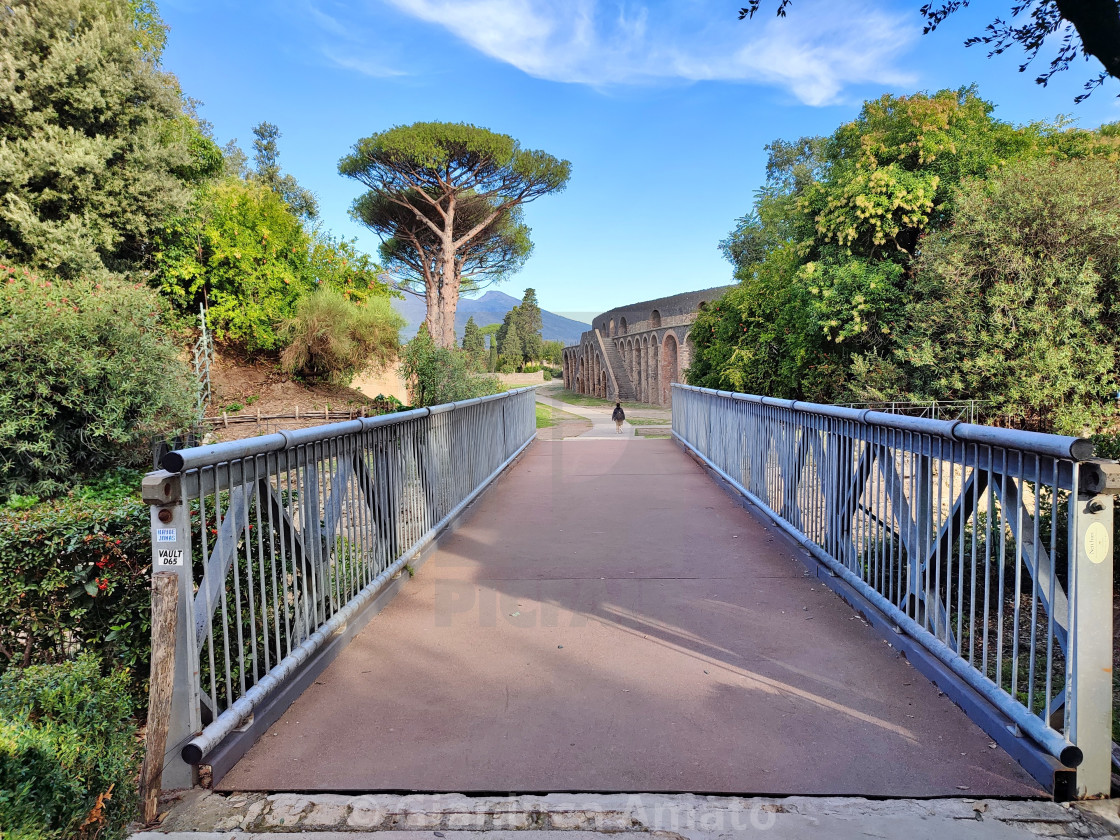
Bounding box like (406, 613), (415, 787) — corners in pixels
(0, 471), (152, 701)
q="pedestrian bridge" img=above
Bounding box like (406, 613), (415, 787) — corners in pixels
(141, 386), (1116, 803)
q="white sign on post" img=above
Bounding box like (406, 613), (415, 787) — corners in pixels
(157, 548), (184, 567)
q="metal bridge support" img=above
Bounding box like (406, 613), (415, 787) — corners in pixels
(142, 471), (200, 790)
(1069, 488), (1114, 798)
(910, 454), (934, 625)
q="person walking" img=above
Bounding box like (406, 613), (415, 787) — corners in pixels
(612, 402), (626, 434)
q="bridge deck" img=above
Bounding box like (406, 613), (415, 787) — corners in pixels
(218, 438), (1041, 796)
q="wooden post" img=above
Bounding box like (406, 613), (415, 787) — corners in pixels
(139, 572), (179, 824)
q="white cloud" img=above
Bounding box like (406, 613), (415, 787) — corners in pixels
(318, 0), (919, 104)
(301, 0), (410, 77)
(322, 48), (409, 78)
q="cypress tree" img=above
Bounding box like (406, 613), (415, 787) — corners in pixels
(0, 0), (221, 279)
(462, 316), (484, 354)
(499, 320), (522, 368)
(515, 288), (544, 364)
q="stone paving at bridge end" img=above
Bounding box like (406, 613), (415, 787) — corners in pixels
(140, 790), (1120, 840)
(213, 438), (1044, 797)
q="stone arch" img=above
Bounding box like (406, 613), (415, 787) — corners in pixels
(619, 316), (628, 335)
(650, 309), (661, 328)
(648, 337), (660, 406)
(660, 331), (679, 405)
(609, 318), (615, 337)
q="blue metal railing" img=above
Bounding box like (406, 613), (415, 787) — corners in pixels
(672, 383), (1115, 798)
(143, 387), (538, 787)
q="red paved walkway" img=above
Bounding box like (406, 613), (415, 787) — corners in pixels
(218, 439), (1041, 796)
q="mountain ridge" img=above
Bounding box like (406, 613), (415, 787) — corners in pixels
(391, 290), (589, 346)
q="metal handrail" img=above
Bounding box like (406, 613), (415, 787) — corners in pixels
(144, 386), (539, 786)
(838, 399), (990, 425)
(672, 383), (1115, 798)
(191, 304), (214, 417)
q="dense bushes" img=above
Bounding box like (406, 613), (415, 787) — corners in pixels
(689, 87), (1120, 433)
(155, 179), (400, 355)
(891, 158), (1120, 434)
(0, 473), (151, 837)
(0, 270), (198, 499)
(0, 471), (151, 693)
(400, 327), (501, 407)
(280, 287), (403, 384)
(0, 0), (222, 282)
(0, 654), (140, 840)
(154, 179), (310, 350)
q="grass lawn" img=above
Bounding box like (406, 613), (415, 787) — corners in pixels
(550, 389), (660, 409)
(626, 417), (670, 425)
(536, 402), (587, 428)
(535, 403), (554, 428)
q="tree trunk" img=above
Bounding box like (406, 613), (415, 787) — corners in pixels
(423, 281), (440, 343)
(435, 250), (459, 349)
(429, 225), (459, 348)
(427, 197), (460, 348)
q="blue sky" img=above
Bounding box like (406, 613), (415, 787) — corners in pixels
(160, 0), (1120, 322)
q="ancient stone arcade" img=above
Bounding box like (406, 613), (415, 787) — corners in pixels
(562, 286), (731, 407)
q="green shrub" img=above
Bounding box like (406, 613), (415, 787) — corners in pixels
(0, 654), (140, 840)
(895, 157), (1120, 434)
(542, 369), (553, 381)
(0, 473), (151, 696)
(155, 180), (397, 353)
(399, 327), (501, 407)
(280, 287), (403, 385)
(0, 269), (198, 499)
(369, 393), (406, 412)
(154, 180), (312, 351)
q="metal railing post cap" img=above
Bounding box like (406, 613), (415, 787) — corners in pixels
(141, 471), (181, 505)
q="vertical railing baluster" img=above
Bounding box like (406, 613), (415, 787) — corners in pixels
(667, 383), (1112, 796)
